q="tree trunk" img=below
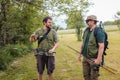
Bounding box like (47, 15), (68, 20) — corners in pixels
(1, 1), (7, 45)
(76, 26), (82, 41)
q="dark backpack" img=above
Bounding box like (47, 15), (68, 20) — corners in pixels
(94, 21), (109, 55)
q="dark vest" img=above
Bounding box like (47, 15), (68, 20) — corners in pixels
(82, 28), (98, 58)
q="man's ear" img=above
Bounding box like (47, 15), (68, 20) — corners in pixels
(43, 22), (46, 25)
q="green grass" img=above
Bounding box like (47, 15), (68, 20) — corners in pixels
(0, 30), (120, 80)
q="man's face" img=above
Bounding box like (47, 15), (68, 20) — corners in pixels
(44, 19), (52, 28)
(86, 19), (95, 27)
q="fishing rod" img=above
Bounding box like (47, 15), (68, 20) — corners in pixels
(66, 45), (118, 74)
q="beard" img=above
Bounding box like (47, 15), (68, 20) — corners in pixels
(46, 25), (51, 29)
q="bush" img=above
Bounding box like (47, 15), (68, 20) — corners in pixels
(0, 44), (31, 71)
(0, 51), (13, 70)
(4, 44), (31, 57)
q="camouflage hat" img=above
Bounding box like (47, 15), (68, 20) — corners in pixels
(86, 15), (98, 21)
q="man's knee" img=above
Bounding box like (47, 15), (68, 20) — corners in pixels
(47, 70), (54, 75)
(83, 74), (91, 80)
(91, 72), (99, 80)
(38, 69), (44, 75)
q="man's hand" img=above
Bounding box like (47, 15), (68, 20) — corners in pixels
(93, 58), (101, 65)
(29, 34), (36, 42)
(48, 42), (59, 54)
(48, 48), (55, 53)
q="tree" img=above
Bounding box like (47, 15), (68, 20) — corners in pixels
(0, 0), (50, 70)
(66, 11), (85, 41)
(59, 0), (90, 41)
(0, 0), (47, 46)
(114, 11), (120, 30)
(45, 0), (91, 41)
(103, 21), (116, 25)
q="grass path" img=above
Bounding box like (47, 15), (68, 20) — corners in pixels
(0, 31), (120, 80)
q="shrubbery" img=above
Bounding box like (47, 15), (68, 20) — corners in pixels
(0, 44), (32, 70)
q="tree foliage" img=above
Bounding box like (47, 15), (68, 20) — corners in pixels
(0, 0), (48, 46)
(103, 21), (116, 25)
(0, 0), (49, 70)
(45, 0), (91, 41)
(0, 0), (91, 70)
(58, 0), (90, 41)
(114, 11), (120, 30)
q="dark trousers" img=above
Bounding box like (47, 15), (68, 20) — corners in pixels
(82, 57), (100, 80)
(36, 55), (55, 75)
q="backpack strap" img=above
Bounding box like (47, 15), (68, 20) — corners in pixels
(82, 27), (90, 41)
(94, 27), (100, 47)
(83, 27), (89, 36)
(84, 27), (89, 32)
(38, 27), (51, 46)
